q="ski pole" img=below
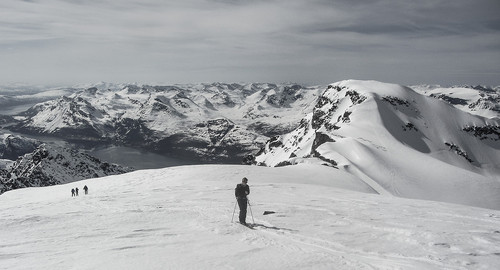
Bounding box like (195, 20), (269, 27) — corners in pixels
(247, 199), (255, 224)
(231, 199), (237, 222)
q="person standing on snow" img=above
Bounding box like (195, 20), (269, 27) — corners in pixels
(83, 185), (88, 195)
(235, 177), (250, 225)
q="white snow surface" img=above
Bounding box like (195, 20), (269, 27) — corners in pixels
(255, 80), (500, 210)
(1, 164), (500, 270)
(411, 85), (499, 119)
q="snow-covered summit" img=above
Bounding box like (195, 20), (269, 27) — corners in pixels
(255, 80), (500, 209)
(1, 80), (499, 209)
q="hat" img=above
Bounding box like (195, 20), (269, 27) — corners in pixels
(242, 177), (248, 182)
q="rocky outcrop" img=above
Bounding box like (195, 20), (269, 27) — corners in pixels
(0, 144), (132, 194)
(0, 134), (41, 160)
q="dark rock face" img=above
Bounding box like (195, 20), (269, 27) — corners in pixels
(382, 96), (410, 107)
(0, 134), (41, 160)
(430, 94), (468, 105)
(312, 132), (335, 150)
(403, 122), (419, 132)
(345, 90), (366, 105)
(445, 142), (473, 163)
(151, 118), (262, 164)
(266, 84), (303, 107)
(256, 84), (367, 167)
(463, 125), (500, 141)
(114, 118), (154, 145)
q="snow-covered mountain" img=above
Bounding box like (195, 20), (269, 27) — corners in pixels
(412, 84), (500, 119)
(6, 83), (322, 163)
(1, 80), (500, 268)
(1, 165), (499, 270)
(0, 133), (41, 160)
(1, 80), (499, 210)
(0, 85), (77, 115)
(255, 80), (500, 210)
(0, 143), (131, 194)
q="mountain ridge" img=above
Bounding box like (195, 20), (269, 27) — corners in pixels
(254, 80), (500, 209)
(0, 80), (499, 209)
(5, 82), (322, 163)
(0, 143), (131, 194)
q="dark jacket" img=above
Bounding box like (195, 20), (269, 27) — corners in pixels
(235, 184), (250, 199)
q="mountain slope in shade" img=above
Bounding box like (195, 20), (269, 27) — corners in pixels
(255, 80), (500, 210)
(7, 83), (322, 163)
(0, 133), (41, 160)
(1, 80), (499, 209)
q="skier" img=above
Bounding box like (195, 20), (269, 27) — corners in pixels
(75, 187), (79, 196)
(83, 185), (88, 195)
(71, 188), (75, 197)
(235, 177), (250, 225)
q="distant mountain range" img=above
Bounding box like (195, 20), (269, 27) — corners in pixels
(2, 83), (323, 163)
(0, 81), (499, 208)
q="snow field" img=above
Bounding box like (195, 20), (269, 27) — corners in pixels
(1, 164), (500, 270)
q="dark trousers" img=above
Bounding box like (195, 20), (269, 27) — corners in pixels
(237, 198), (248, 224)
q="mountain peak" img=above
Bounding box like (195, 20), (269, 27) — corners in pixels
(255, 80), (500, 209)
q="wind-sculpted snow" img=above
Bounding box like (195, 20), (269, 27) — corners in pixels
(255, 80), (500, 210)
(1, 165), (499, 269)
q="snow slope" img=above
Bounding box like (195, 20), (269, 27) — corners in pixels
(1, 164), (499, 270)
(412, 85), (499, 119)
(255, 80), (500, 210)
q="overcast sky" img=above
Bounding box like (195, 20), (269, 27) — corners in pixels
(1, 0), (499, 86)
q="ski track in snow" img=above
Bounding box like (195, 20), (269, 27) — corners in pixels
(1, 165), (500, 270)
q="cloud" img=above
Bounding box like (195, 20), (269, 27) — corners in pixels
(0, 0), (499, 85)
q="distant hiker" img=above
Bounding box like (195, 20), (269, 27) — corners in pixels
(83, 185), (88, 195)
(75, 187), (79, 196)
(71, 189), (75, 197)
(235, 177), (250, 225)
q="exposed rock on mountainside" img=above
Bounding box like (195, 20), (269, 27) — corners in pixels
(1, 80), (499, 207)
(5, 83), (322, 163)
(254, 80), (500, 209)
(463, 125), (500, 141)
(0, 134), (41, 160)
(0, 144), (131, 194)
(412, 84), (500, 119)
